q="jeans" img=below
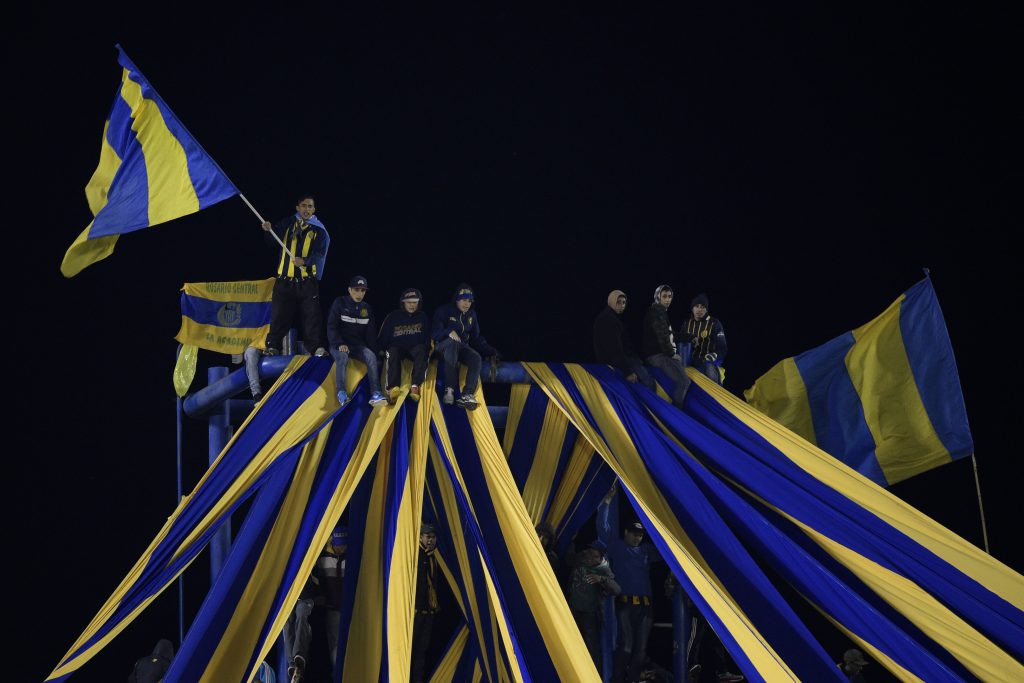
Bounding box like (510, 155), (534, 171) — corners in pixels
(613, 602), (652, 681)
(282, 597), (314, 663)
(621, 354), (656, 390)
(330, 344), (381, 394)
(572, 608), (603, 671)
(384, 344), (428, 389)
(436, 338), (482, 394)
(325, 608), (341, 674)
(691, 359), (722, 384)
(244, 346), (263, 396)
(645, 353), (691, 407)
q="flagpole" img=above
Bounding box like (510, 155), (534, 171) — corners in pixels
(239, 193), (295, 258)
(970, 454), (990, 554)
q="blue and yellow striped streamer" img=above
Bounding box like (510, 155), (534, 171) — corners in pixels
(173, 368), (408, 682)
(624, 367), (980, 680)
(175, 279), (275, 354)
(47, 357), (339, 681)
(744, 278), (973, 485)
(62, 45), (238, 277)
(528, 363), (830, 682)
(502, 383), (612, 555)
(687, 369), (1024, 680)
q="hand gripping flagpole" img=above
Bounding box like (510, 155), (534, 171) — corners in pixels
(239, 194), (295, 258)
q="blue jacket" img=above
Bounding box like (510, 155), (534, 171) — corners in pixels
(431, 304), (497, 357)
(378, 308), (430, 351)
(597, 502), (660, 596)
(327, 296), (377, 351)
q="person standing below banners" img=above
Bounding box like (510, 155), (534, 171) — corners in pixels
(318, 524), (348, 678)
(431, 284), (499, 410)
(378, 288), (430, 403)
(283, 567), (319, 683)
(568, 542), (621, 671)
(681, 293), (727, 384)
(594, 289), (655, 390)
(597, 483), (662, 683)
(327, 276), (388, 407)
(411, 523), (441, 683)
(839, 648), (869, 682)
(261, 195), (328, 357)
(642, 284), (691, 408)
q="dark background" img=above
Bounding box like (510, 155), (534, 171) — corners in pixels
(6, 4), (1018, 681)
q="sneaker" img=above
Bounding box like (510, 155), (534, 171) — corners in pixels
(717, 673), (744, 682)
(313, 347), (328, 357)
(456, 393), (479, 410)
(264, 347), (280, 356)
(336, 390), (348, 406)
(369, 391), (388, 406)
(252, 392), (263, 403)
(443, 388), (455, 405)
(409, 385), (420, 401)
(290, 655), (306, 683)
(388, 386), (402, 404)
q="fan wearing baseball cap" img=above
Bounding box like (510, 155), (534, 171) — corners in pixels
(597, 481), (664, 682)
(327, 276), (388, 406)
(430, 283), (500, 410)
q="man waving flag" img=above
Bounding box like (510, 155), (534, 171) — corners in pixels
(61, 45), (239, 277)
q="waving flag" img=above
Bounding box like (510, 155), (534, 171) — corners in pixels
(744, 277), (973, 485)
(61, 45), (238, 277)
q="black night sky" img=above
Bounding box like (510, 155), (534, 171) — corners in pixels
(8, 4), (1019, 681)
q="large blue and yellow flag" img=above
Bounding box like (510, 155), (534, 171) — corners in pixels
(744, 277), (973, 485)
(61, 45), (239, 277)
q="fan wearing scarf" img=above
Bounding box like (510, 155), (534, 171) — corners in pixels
(411, 523), (441, 683)
(260, 195), (329, 356)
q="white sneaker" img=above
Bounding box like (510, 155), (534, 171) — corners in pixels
(443, 388), (455, 405)
(313, 347), (328, 357)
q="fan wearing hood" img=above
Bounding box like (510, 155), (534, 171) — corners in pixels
(593, 289), (655, 389)
(430, 283), (499, 410)
(641, 284), (691, 408)
(378, 288), (430, 401)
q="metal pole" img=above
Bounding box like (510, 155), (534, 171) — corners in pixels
(174, 345), (186, 646)
(671, 585), (688, 683)
(971, 454), (990, 553)
(240, 193), (295, 258)
(176, 392), (185, 646)
(208, 366), (232, 581)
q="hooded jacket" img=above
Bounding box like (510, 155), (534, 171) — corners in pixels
(642, 302), (676, 358)
(431, 286), (497, 357)
(378, 289), (430, 351)
(593, 305), (638, 373)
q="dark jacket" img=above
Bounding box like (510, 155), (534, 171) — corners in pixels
(431, 304), (497, 356)
(642, 303), (676, 357)
(593, 306), (638, 373)
(681, 315), (727, 362)
(378, 308), (430, 351)
(327, 296), (377, 351)
(265, 214), (328, 280)
(416, 548), (441, 614)
(127, 639), (174, 683)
